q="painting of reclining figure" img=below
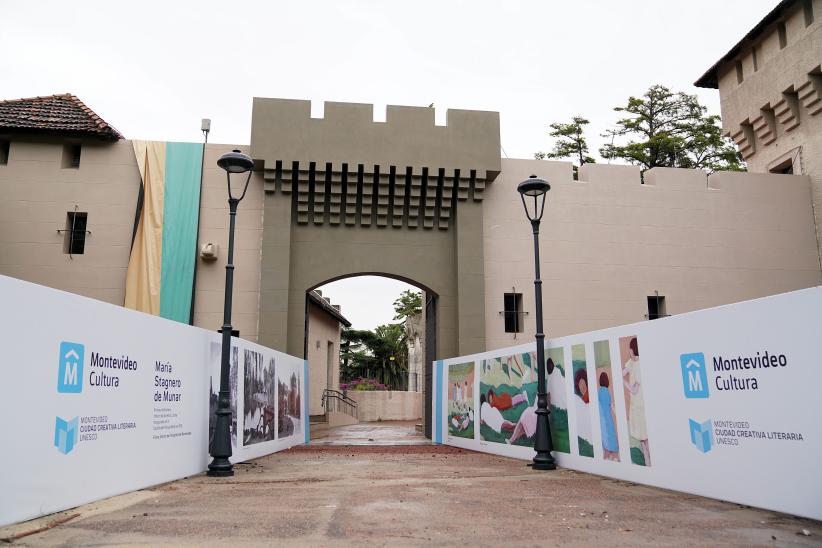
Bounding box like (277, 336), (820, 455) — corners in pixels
(448, 361), (475, 439)
(479, 351), (537, 446)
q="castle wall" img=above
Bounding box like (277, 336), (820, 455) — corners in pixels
(0, 138), (140, 304)
(2, 104), (820, 366)
(483, 159), (821, 351)
(190, 143), (264, 341)
(715, 0), (822, 260)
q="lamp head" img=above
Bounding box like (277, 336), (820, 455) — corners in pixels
(217, 149), (254, 174)
(517, 175), (550, 197)
(517, 175), (551, 223)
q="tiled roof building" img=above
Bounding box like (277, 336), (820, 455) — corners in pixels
(0, 93), (122, 140)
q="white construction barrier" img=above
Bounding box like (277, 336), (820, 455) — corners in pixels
(0, 275), (308, 527)
(433, 287), (822, 520)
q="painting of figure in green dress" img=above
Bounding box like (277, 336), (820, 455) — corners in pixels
(479, 351), (538, 446)
(594, 340), (620, 462)
(572, 344), (594, 457)
(448, 361), (475, 439)
(546, 346), (570, 453)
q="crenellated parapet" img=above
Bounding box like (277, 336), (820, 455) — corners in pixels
(250, 98), (501, 229)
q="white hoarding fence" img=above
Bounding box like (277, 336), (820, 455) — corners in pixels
(0, 275), (308, 527)
(433, 287), (822, 520)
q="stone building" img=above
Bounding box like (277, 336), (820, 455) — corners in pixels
(1, 92), (820, 434)
(306, 290), (350, 416)
(696, 0), (822, 261)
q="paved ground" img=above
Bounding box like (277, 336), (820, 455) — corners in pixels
(3, 423), (820, 547)
(310, 420), (430, 446)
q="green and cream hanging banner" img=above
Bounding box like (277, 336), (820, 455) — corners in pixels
(125, 140), (203, 323)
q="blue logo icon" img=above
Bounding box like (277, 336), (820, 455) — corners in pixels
(680, 352), (709, 398)
(58, 341), (84, 393)
(54, 416), (79, 454)
(689, 418), (713, 453)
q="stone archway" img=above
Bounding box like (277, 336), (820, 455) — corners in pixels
(249, 98), (501, 435)
(306, 273), (436, 436)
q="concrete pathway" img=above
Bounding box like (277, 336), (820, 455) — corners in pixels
(2, 444), (819, 547)
(310, 420), (430, 446)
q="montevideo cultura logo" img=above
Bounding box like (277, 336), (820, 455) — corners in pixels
(689, 418), (713, 453)
(58, 341), (84, 393)
(680, 352), (709, 398)
(54, 416), (79, 454)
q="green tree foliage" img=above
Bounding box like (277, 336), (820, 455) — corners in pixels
(599, 85), (744, 173)
(534, 116), (595, 167)
(339, 289), (423, 390)
(392, 289), (422, 322)
(340, 323), (409, 390)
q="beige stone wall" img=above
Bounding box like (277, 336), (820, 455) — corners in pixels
(0, 138), (266, 338)
(306, 300), (342, 416)
(190, 143), (264, 340)
(483, 159), (821, 351)
(347, 390), (423, 422)
(715, 0), (822, 261)
(0, 138), (140, 304)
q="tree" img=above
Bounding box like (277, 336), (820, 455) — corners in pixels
(339, 324), (409, 390)
(599, 84), (743, 173)
(534, 116), (595, 167)
(340, 328), (379, 381)
(392, 289), (422, 322)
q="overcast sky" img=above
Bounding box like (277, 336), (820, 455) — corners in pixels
(1, 0), (776, 330)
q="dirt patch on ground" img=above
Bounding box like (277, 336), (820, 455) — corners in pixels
(5, 443), (820, 547)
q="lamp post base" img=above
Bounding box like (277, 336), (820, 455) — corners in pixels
(530, 453), (557, 470)
(207, 457), (234, 477)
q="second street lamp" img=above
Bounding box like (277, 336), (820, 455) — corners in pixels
(207, 149), (255, 477)
(517, 174), (556, 471)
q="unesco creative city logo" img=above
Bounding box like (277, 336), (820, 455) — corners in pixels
(680, 352), (709, 398)
(689, 418), (714, 453)
(54, 416), (79, 455)
(57, 341), (84, 393)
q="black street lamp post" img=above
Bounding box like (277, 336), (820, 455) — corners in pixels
(517, 175), (556, 471)
(207, 149), (255, 477)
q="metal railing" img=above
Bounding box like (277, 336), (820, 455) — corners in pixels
(321, 389), (358, 420)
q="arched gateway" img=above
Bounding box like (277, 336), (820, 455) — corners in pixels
(249, 99), (502, 435)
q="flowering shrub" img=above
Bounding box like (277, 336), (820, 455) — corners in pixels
(340, 377), (388, 391)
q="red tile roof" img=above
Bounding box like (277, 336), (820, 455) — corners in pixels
(0, 93), (123, 140)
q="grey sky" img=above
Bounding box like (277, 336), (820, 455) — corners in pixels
(1, 0), (775, 329)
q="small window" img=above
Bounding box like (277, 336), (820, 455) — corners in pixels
(804, 0), (814, 26)
(735, 61), (744, 84)
(647, 295), (667, 320)
(62, 143), (81, 169)
(778, 21), (787, 49)
(770, 159), (794, 174)
(63, 212), (88, 255)
(503, 293), (523, 333)
(752, 46), (759, 72)
(0, 140), (8, 165)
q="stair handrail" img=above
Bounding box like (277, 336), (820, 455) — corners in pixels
(321, 388), (358, 420)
